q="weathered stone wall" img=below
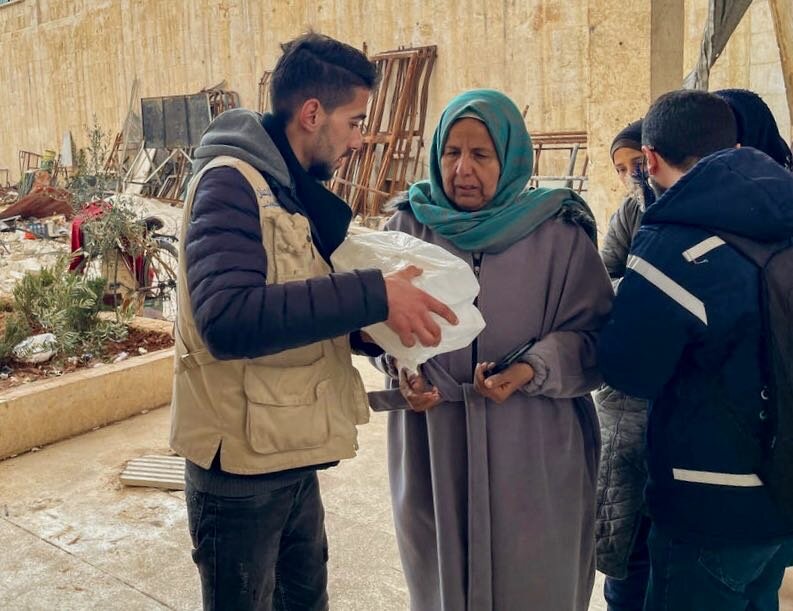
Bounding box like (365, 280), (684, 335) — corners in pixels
(684, 0), (791, 142)
(0, 0), (589, 176)
(572, 0), (790, 229)
(0, 0), (789, 224)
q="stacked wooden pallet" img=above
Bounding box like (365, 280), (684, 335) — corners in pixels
(331, 45), (437, 218)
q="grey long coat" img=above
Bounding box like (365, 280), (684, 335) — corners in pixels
(594, 195), (649, 579)
(372, 207), (613, 611)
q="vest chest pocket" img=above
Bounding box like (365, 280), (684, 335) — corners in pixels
(243, 358), (330, 455)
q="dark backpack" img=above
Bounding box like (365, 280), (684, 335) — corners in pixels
(716, 231), (793, 520)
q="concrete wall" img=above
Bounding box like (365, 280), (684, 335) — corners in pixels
(586, 0), (790, 227)
(684, 0), (791, 141)
(0, 0), (588, 178)
(770, 0), (793, 136)
(0, 0), (789, 224)
(585, 0), (654, 232)
(587, 0), (687, 233)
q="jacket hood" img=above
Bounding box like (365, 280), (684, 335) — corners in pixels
(192, 109), (292, 187)
(642, 147), (793, 242)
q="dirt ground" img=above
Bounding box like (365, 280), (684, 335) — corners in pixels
(0, 324), (173, 393)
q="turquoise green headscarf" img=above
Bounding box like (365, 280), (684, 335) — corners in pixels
(409, 89), (595, 253)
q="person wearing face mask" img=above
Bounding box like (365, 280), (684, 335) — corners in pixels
(601, 120), (651, 280)
(595, 119), (657, 611)
(372, 89), (613, 611)
(599, 89), (793, 611)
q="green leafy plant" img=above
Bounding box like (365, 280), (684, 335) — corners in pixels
(68, 117), (118, 208)
(79, 197), (148, 261)
(76, 195), (166, 316)
(0, 308), (31, 365)
(9, 256), (132, 361)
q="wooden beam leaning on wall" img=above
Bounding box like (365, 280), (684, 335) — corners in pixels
(330, 45), (438, 219)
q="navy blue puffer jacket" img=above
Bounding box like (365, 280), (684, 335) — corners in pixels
(598, 147), (793, 544)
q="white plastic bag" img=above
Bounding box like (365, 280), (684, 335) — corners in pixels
(332, 231), (486, 372)
(13, 333), (57, 364)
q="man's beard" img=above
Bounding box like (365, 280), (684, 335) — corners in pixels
(648, 175), (668, 199)
(307, 126), (341, 181)
(307, 159), (336, 181)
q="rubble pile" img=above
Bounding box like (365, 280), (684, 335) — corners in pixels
(0, 197), (181, 298)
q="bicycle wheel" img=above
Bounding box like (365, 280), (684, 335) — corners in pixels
(142, 238), (178, 321)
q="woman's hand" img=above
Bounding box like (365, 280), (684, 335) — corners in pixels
(399, 368), (442, 412)
(474, 361), (535, 404)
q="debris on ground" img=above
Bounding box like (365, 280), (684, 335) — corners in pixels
(13, 333), (57, 364)
(0, 326), (173, 392)
(0, 187), (74, 220)
(120, 454), (185, 491)
(0, 187), (18, 206)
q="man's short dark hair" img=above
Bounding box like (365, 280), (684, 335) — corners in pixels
(642, 90), (738, 170)
(270, 32), (378, 121)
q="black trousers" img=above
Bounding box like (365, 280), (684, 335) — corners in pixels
(644, 525), (793, 611)
(186, 472), (329, 611)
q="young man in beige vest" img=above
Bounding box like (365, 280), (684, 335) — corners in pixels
(171, 32), (457, 610)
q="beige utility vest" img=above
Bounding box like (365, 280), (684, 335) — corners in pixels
(169, 156), (370, 475)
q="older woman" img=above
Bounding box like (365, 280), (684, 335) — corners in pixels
(373, 90), (613, 610)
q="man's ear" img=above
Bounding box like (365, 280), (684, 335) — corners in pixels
(642, 145), (660, 176)
(296, 98), (324, 133)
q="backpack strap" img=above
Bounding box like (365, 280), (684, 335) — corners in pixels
(712, 230), (791, 268)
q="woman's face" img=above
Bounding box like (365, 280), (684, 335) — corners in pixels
(441, 118), (501, 211)
(612, 146), (645, 190)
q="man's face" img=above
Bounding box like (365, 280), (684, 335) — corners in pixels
(647, 175), (668, 199)
(308, 87), (369, 180)
(642, 145), (678, 199)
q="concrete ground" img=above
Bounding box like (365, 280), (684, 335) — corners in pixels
(0, 355), (627, 610)
(1, 205), (789, 610)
